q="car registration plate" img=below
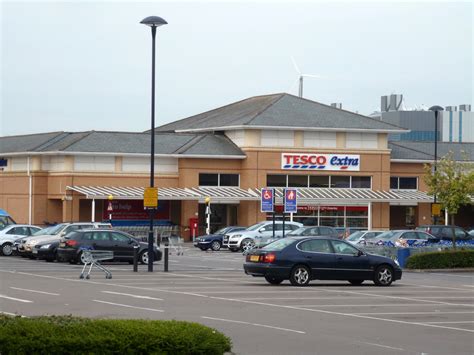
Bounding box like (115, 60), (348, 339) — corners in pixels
(32, 250), (38, 254)
(250, 255), (260, 262)
(59, 243), (65, 247)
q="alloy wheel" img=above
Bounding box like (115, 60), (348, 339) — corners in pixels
(375, 266), (393, 286)
(211, 241), (221, 251)
(2, 244), (13, 256)
(140, 251), (149, 264)
(241, 239), (255, 252)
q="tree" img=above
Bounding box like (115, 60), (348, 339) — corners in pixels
(424, 152), (474, 247)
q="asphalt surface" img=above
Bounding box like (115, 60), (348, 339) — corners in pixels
(0, 245), (473, 355)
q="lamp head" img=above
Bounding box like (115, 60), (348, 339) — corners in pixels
(108, 195), (114, 201)
(204, 197), (211, 204)
(140, 16), (168, 27)
(429, 106), (444, 112)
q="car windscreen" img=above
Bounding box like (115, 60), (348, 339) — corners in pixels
(261, 238), (297, 251)
(287, 227), (306, 236)
(346, 231), (364, 241)
(378, 231), (402, 240)
(215, 227), (229, 235)
(247, 223), (266, 231)
(33, 224), (65, 235)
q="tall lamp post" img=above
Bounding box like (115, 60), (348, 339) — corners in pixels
(141, 16), (168, 272)
(429, 105), (444, 224)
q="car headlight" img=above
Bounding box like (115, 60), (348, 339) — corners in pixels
(393, 259), (400, 267)
(40, 244), (51, 249)
(30, 240), (39, 246)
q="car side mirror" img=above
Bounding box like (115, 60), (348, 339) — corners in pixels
(258, 228), (265, 233)
(356, 250), (364, 257)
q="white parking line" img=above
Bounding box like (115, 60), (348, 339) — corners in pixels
(427, 273), (474, 278)
(423, 321), (474, 324)
(358, 341), (404, 351)
(353, 311), (474, 315)
(0, 311), (27, 317)
(101, 291), (163, 301)
(92, 300), (164, 312)
(10, 287), (60, 296)
(288, 303), (473, 308)
(201, 316), (305, 334)
(240, 296), (474, 300)
(0, 294), (33, 303)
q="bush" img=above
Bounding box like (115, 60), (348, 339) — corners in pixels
(406, 249), (474, 269)
(0, 315), (232, 355)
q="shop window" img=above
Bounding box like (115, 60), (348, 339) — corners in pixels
(390, 177), (398, 189)
(288, 175), (308, 187)
(351, 176), (371, 189)
(267, 175), (287, 187)
(399, 177), (417, 190)
(309, 176), (330, 188)
(199, 173), (219, 186)
(331, 176), (350, 188)
(346, 206), (368, 217)
(220, 174), (239, 187)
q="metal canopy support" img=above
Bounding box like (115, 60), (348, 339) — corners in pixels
(368, 202), (372, 230)
(91, 199), (96, 222)
(445, 208), (449, 226)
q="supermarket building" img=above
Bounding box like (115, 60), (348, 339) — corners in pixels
(1, 93), (472, 238)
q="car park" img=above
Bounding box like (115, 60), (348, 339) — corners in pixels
(223, 221), (303, 252)
(367, 230), (438, 246)
(287, 226), (339, 239)
(57, 229), (162, 264)
(415, 225), (472, 241)
(33, 240), (60, 262)
(345, 230), (385, 245)
(18, 222), (112, 258)
(194, 226), (246, 251)
(0, 224), (42, 256)
(244, 236), (402, 286)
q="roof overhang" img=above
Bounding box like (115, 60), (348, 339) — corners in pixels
(175, 125), (410, 134)
(0, 152), (246, 159)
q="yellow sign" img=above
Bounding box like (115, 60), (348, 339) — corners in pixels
(431, 203), (441, 216)
(143, 187), (158, 208)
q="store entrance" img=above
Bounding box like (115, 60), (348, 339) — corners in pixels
(390, 206), (417, 229)
(198, 204), (238, 234)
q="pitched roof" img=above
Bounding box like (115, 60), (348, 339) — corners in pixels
(155, 93), (407, 133)
(0, 131), (245, 157)
(389, 141), (474, 162)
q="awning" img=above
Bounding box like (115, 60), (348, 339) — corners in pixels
(67, 185), (435, 205)
(250, 188), (434, 205)
(66, 185), (259, 202)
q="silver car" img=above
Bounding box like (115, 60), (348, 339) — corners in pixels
(367, 230), (438, 247)
(0, 225), (42, 256)
(346, 230), (385, 245)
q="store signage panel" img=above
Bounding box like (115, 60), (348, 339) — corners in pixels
(261, 188), (275, 213)
(102, 200), (170, 220)
(281, 153), (360, 171)
(283, 188), (298, 213)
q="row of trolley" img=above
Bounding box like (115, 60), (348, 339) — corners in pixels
(79, 235), (185, 280)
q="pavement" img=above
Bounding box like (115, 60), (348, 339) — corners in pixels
(0, 246), (473, 355)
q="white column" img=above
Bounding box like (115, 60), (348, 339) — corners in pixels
(290, 212), (293, 222)
(27, 156), (32, 225)
(368, 203), (372, 230)
(91, 199), (96, 222)
(445, 208), (448, 226)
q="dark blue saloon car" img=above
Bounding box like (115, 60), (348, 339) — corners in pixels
(194, 226), (246, 251)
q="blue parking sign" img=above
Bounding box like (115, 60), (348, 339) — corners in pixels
(284, 188), (297, 213)
(261, 188), (275, 213)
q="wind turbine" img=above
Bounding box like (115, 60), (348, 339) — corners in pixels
(291, 56), (323, 98)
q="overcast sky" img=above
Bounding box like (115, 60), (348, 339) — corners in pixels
(1, 1), (472, 136)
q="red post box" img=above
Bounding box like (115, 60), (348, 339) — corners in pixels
(189, 217), (199, 241)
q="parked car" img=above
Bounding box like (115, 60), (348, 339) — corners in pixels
(367, 230), (438, 246)
(57, 229), (161, 264)
(33, 240), (60, 262)
(335, 227), (366, 239)
(223, 221), (303, 252)
(287, 226), (339, 239)
(415, 225), (472, 241)
(194, 226), (246, 251)
(345, 230), (385, 245)
(244, 237), (402, 286)
(0, 225), (42, 256)
(18, 222), (112, 258)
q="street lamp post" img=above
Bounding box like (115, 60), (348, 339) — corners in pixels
(141, 16), (168, 272)
(429, 105), (444, 225)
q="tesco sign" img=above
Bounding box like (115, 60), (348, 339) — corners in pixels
(281, 153), (360, 171)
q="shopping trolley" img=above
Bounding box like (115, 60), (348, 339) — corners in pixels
(79, 250), (113, 280)
(161, 234), (185, 255)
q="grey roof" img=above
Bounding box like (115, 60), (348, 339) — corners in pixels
(155, 93), (407, 133)
(389, 141), (474, 161)
(0, 131), (245, 157)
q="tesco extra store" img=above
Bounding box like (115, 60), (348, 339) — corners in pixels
(1, 93), (471, 238)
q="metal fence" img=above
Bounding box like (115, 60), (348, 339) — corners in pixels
(115, 225), (181, 243)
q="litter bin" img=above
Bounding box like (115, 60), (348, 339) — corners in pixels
(397, 248), (411, 268)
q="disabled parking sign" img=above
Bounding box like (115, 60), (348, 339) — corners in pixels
(261, 188), (275, 213)
(284, 188), (297, 213)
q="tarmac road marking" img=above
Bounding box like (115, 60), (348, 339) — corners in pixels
(92, 300), (164, 312)
(101, 291), (163, 301)
(357, 341), (404, 351)
(0, 294), (33, 303)
(10, 287), (60, 296)
(0, 310), (28, 317)
(201, 316), (306, 334)
(402, 283), (474, 291)
(353, 311), (474, 315)
(423, 321), (474, 324)
(287, 303), (473, 307)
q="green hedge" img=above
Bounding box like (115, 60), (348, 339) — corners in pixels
(406, 250), (474, 269)
(0, 315), (231, 355)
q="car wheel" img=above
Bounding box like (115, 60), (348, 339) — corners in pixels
(265, 275), (283, 285)
(290, 265), (311, 286)
(139, 251), (150, 265)
(240, 239), (255, 252)
(1, 243), (13, 256)
(348, 280), (364, 286)
(373, 265), (394, 286)
(229, 248), (239, 253)
(211, 241), (221, 251)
